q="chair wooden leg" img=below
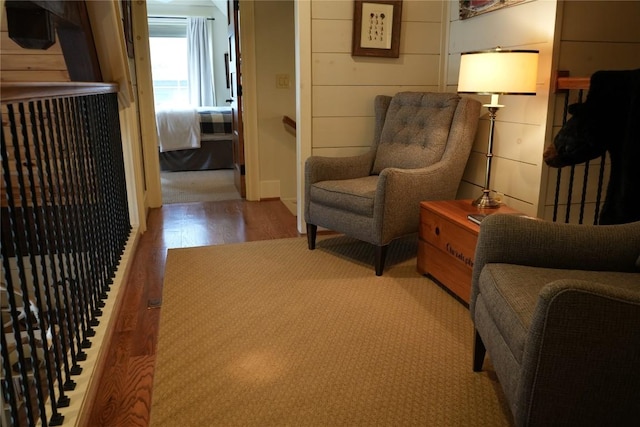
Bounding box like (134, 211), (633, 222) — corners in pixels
(473, 329), (486, 372)
(306, 224), (317, 250)
(374, 245), (388, 276)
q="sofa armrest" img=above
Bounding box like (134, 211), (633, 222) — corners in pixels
(516, 279), (640, 425)
(305, 151), (376, 185)
(374, 163), (463, 242)
(304, 152), (376, 222)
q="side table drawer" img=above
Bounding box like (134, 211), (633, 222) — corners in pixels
(418, 240), (472, 303)
(420, 209), (477, 270)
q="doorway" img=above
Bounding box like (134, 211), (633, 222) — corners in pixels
(139, 0), (299, 211)
(145, 0), (242, 204)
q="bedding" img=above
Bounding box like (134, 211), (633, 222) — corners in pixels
(197, 106), (233, 139)
(158, 106), (234, 171)
(156, 108), (200, 152)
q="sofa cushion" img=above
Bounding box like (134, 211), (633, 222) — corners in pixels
(478, 264), (640, 365)
(309, 175), (379, 217)
(372, 92), (459, 174)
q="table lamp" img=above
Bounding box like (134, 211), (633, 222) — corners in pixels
(458, 47), (539, 208)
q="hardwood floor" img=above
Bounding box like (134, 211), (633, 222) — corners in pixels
(87, 200), (300, 426)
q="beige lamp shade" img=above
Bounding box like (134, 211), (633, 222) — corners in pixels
(458, 48), (539, 95)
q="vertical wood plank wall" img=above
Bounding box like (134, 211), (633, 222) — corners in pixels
(310, 0), (446, 158)
(540, 0), (640, 222)
(0, 6), (70, 82)
(304, 0), (638, 222)
(446, 0), (558, 217)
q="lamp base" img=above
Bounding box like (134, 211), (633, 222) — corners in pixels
(472, 191), (501, 209)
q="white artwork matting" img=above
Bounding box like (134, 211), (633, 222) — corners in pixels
(359, 2), (394, 50)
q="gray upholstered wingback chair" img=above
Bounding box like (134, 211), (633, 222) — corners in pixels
(305, 92), (481, 275)
(471, 214), (640, 426)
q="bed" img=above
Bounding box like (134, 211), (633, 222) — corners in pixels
(157, 106), (234, 172)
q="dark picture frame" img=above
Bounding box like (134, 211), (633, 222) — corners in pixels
(459, 0), (525, 20)
(352, 0), (402, 58)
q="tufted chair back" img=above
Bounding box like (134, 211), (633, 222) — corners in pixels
(372, 92), (461, 173)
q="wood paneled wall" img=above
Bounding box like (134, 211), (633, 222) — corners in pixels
(310, 0), (446, 157)
(0, 6), (70, 82)
(446, 0), (558, 217)
(539, 0), (640, 222)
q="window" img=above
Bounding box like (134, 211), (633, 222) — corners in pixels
(149, 37), (189, 107)
(148, 19), (188, 108)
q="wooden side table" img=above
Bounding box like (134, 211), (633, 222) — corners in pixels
(417, 199), (521, 304)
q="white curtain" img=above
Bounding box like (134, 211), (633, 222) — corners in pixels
(187, 17), (215, 107)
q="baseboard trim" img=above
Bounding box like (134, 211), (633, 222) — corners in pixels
(63, 226), (141, 426)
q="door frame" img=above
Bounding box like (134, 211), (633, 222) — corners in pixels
(131, 0), (161, 210)
(134, 0), (304, 207)
(237, 0), (309, 225)
(132, 0), (260, 204)
(295, 0), (312, 232)
(237, 0), (259, 200)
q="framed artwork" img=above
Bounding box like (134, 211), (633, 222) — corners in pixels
(352, 0), (402, 58)
(459, 0), (525, 20)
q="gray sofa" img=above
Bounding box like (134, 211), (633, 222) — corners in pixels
(471, 214), (640, 426)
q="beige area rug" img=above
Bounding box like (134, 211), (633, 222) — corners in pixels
(151, 236), (513, 426)
(161, 169), (241, 204)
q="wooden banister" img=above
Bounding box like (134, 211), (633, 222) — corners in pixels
(554, 71), (590, 93)
(1, 82), (118, 104)
(1, 79), (131, 425)
(282, 115), (296, 131)
(556, 77), (590, 91)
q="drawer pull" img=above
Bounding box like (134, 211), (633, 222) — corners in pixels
(435, 226), (440, 236)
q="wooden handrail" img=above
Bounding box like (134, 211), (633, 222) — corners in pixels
(554, 71), (590, 93)
(282, 115), (296, 130)
(1, 82), (119, 104)
(556, 77), (590, 91)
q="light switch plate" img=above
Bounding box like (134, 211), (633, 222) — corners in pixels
(276, 74), (290, 89)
